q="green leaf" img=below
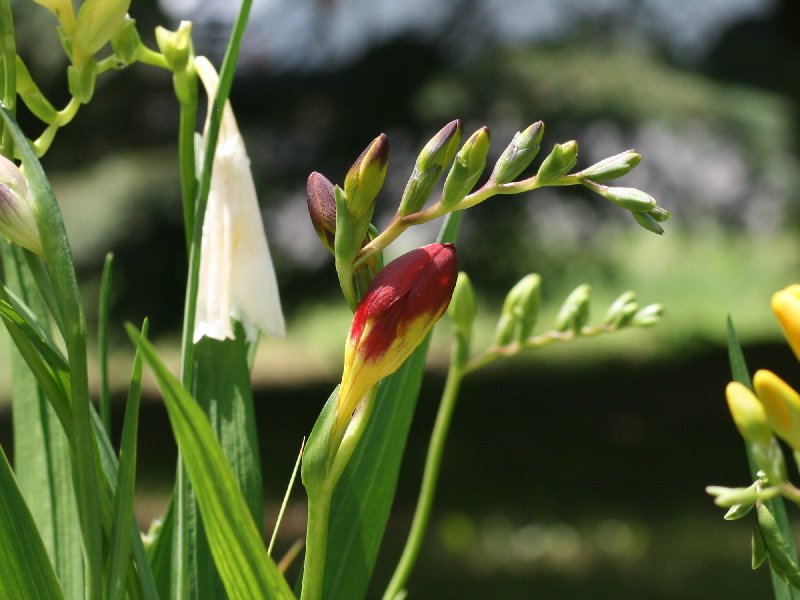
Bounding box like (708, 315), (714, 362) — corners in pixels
(1, 245), (83, 600)
(128, 325), (295, 600)
(727, 316), (800, 599)
(107, 320), (147, 600)
(181, 331), (266, 598)
(0, 442), (65, 600)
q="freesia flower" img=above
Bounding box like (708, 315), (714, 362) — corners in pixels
(192, 55), (285, 343)
(0, 155), (43, 256)
(772, 284), (800, 361)
(335, 242), (457, 434)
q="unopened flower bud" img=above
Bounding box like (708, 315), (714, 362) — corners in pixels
(578, 150), (641, 182)
(554, 284), (591, 333)
(448, 271), (476, 337)
(598, 186), (656, 213)
(726, 382), (773, 446)
(495, 273), (541, 345)
(631, 303), (663, 327)
(771, 285), (800, 362)
(647, 206), (671, 223)
(491, 121), (544, 184)
(632, 210), (664, 235)
(71, 0), (131, 67)
(110, 15), (141, 65)
(343, 133), (389, 219)
(754, 369), (800, 451)
(32, 0), (76, 33)
(603, 291), (637, 327)
(306, 171), (336, 252)
(155, 21), (193, 73)
(0, 156), (43, 255)
(536, 140), (578, 186)
(397, 120), (462, 216)
(442, 127), (490, 207)
(336, 243), (458, 434)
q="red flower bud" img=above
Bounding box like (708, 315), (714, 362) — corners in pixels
(336, 242), (458, 433)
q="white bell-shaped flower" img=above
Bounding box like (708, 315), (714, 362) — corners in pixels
(193, 55), (285, 343)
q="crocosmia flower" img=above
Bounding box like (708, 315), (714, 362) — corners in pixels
(772, 285), (800, 361)
(754, 369), (800, 451)
(193, 55), (285, 343)
(335, 243), (457, 433)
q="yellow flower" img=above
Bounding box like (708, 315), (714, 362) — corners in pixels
(192, 56), (285, 343)
(753, 369), (800, 451)
(725, 381), (772, 446)
(772, 285), (800, 361)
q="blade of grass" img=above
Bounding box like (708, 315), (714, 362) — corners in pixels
(0, 441), (65, 600)
(98, 252), (114, 436)
(128, 325), (296, 600)
(107, 319), (148, 600)
(727, 316), (800, 600)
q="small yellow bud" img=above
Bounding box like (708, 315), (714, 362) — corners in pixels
(772, 285), (800, 362)
(72, 0), (131, 67)
(725, 382), (772, 446)
(753, 369), (800, 451)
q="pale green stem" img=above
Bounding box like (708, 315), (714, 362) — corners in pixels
(354, 173), (581, 269)
(383, 348), (464, 600)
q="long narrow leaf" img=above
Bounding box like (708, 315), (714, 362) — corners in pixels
(107, 319), (148, 600)
(0, 443), (65, 600)
(128, 326), (295, 600)
(1, 246), (83, 600)
(727, 316), (800, 600)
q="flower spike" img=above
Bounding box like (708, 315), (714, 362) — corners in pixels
(336, 243), (458, 434)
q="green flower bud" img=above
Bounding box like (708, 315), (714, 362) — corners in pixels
(602, 291), (637, 327)
(648, 206), (672, 223)
(72, 0), (131, 67)
(0, 156), (43, 255)
(442, 127), (490, 207)
(67, 60), (97, 104)
(16, 57), (58, 124)
(631, 303), (663, 327)
(397, 120), (462, 216)
(632, 210), (664, 235)
(554, 284), (591, 333)
(536, 140), (578, 186)
(448, 272), (476, 337)
(306, 171), (336, 252)
(155, 21), (193, 73)
(490, 121), (543, 184)
(343, 133), (389, 219)
(110, 15), (141, 66)
(494, 274), (542, 346)
(578, 150), (641, 182)
(596, 186), (656, 213)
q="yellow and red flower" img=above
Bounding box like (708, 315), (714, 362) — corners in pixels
(335, 242), (458, 433)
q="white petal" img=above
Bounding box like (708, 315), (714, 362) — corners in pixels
(193, 56), (285, 343)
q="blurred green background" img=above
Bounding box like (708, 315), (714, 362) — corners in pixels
(4, 0), (800, 597)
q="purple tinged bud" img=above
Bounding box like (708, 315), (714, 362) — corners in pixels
(442, 126), (490, 207)
(343, 133), (389, 219)
(306, 171), (337, 252)
(491, 121), (544, 184)
(0, 155), (42, 255)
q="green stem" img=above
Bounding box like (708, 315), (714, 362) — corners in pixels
(176, 71), (198, 254)
(98, 252), (114, 436)
(300, 485), (333, 600)
(383, 352), (465, 600)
